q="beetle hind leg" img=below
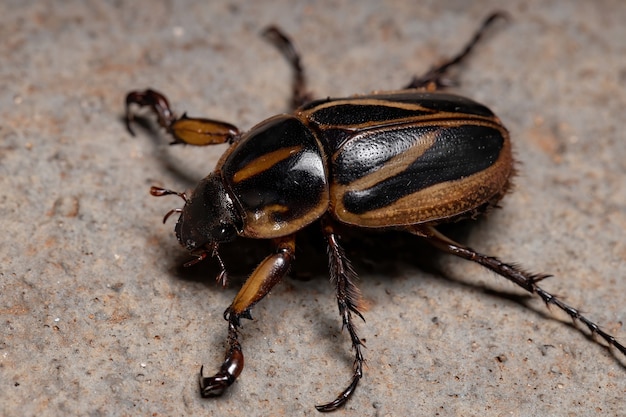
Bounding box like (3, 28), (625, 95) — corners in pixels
(316, 219), (365, 412)
(410, 224), (626, 357)
(405, 12), (508, 90)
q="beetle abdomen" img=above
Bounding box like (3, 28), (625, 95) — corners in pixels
(301, 92), (513, 227)
(222, 115), (329, 238)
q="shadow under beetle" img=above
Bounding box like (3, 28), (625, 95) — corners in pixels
(125, 13), (626, 412)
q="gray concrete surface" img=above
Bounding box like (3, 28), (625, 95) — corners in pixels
(2, 1), (626, 416)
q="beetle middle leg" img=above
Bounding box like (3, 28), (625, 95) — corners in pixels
(410, 225), (626, 356)
(200, 234), (296, 397)
(405, 11), (508, 90)
(316, 218), (365, 412)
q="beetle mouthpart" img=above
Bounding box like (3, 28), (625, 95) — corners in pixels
(181, 244), (229, 287)
(211, 244), (228, 287)
(183, 250), (210, 267)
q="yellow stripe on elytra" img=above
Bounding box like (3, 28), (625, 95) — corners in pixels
(233, 145), (304, 183)
(338, 118), (506, 194)
(341, 128), (439, 193)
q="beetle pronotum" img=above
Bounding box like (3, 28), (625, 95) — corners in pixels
(125, 13), (625, 412)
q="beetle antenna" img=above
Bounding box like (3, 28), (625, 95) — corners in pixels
(162, 208), (182, 224)
(150, 186), (187, 223)
(150, 186), (188, 202)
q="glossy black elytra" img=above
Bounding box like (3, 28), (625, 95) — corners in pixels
(125, 13), (626, 412)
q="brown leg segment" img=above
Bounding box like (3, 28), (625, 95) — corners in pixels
(125, 88), (240, 146)
(262, 26), (313, 110)
(316, 218), (365, 412)
(410, 225), (626, 356)
(405, 12), (508, 90)
(199, 234), (296, 397)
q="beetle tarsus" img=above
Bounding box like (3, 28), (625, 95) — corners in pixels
(405, 11), (509, 90)
(315, 367), (362, 412)
(200, 321), (244, 397)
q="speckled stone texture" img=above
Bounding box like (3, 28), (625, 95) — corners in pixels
(2, 1), (626, 416)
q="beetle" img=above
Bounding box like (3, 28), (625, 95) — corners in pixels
(124, 13), (626, 412)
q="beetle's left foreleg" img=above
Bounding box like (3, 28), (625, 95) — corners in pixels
(200, 235), (296, 397)
(125, 89), (240, 146)
(316, 218), (365, 412)
(410, 224), (626, 357)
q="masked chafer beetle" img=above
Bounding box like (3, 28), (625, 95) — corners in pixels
(125, 13), (626, 412)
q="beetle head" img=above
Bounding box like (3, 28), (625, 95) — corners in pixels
(150, 175), (242, 285)
(173, 174), (242, 252)
(150, 174), (243, 286)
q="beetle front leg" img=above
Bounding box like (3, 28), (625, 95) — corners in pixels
(199, 234), (296, 397)
(316, 218), (365, 412)
(125, 88), (240, 145)
(410, 225), (626, 356)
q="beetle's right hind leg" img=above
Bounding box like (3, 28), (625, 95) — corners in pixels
(316, 218), (366, 412)
(405, 12), (508, 90)
(125, 89), (240, 145)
